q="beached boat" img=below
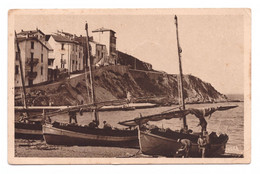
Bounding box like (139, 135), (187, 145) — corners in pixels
(43, 22), (139, 148)
(119, 15), (238, 157)
(15, 121), (43, 140)
(119, 105), (236, 157)
(43, 122), (138, 148)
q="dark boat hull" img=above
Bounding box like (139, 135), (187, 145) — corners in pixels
(43, 124), (139, 148)
(139, 130), (228, 157)
(15, 122), (43, 140)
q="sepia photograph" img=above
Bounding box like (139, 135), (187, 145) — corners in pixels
(8, 9), (251, 164)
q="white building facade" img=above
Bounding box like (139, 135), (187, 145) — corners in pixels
(46, 32), (84, 74)
(92, 28), (117, 65)
(15, 29), (50, 87)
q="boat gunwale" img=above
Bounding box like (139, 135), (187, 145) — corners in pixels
(140, 130), (228, 147)
(43, 124), (138, 141)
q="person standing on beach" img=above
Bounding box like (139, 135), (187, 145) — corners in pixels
(126, 91), (132, 104)
(68, 110), (78, 124)
(176, 139), (191, 157)
(197, 134), (207, 158)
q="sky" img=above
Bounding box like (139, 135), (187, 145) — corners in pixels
(14, 13), (244, 94)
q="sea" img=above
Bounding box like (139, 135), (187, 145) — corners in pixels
(51, 99), (244, 155)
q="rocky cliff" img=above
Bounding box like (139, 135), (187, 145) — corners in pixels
(117, 51), (153, 71)
(17, 65), (227, 106)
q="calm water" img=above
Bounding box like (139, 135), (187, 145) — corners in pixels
(51, 102), (244, 154)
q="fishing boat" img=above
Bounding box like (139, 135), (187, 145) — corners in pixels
(119, 105), (237, 157)
(43, 121), (138, 147)
(42, 22), (139, 148)
(118, 15), (238, 157)
(15, 121), (43, 140)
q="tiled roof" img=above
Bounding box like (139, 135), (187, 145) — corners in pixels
(51, 34), (78, 44)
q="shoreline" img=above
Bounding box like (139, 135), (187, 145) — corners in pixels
(14, 100), (243, 112)
(15, 139), (243, 158)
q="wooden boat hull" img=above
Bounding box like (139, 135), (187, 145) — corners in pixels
(15, 122), (43, 140)
(43, 124), (139, 148)
(139, 130), (228, 157)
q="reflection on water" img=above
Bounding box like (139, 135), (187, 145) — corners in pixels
(51, 102), (244, 154)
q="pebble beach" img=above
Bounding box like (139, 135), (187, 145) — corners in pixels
(15, 139), (141, 158)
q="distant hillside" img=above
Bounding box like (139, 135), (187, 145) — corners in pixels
(16, 65), (227, 106)
(225, 94), (244, 102)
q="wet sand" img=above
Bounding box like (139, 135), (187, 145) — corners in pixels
(15, 139), (142, 158)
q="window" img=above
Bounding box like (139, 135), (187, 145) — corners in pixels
(48, 59), (52, 66)
(31, 42), (34, 49)
(15, 65), (19, 74)
(72, 45), (74, 51)
(15, 52), (19, 60)
(101, 52), (104, 58)
(61, 43), (65, 50)
(76, 61), (78, 65)
(31, 52), (34, 59)
(41, 54), (43, 63)
(41, 45), (43, 51)
(41, 66), (43, 75)
(72, 60), (74, 64)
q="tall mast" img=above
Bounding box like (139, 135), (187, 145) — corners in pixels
(174, 15), (187, 128)
(15, 31), (29, 117)
(85, 22), (99, 126)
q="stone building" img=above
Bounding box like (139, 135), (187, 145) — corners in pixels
(92, 27), (117, 65)
(15, 29), (51, 87)
(89, 38), (108, 66)
(45, 31), (84, 76)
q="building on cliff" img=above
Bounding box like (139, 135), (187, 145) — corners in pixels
(74, 35), (109, 68)
(89, 37), (109, 67)
(15, 29), (51, 87)
(92, 27), (118, 65)
(45, 30), (84, 78)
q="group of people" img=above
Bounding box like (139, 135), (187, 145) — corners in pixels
(88, 120), (112, 129)
(176, 131), (210, 158)
(68, 109), (112, 129)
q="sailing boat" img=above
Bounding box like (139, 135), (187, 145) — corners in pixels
(42, 22), (139, 148)
(118, 15), (238, 157)
(14, 31), (44, 140)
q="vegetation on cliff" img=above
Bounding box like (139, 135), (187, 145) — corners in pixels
(16, 65), (227, 106)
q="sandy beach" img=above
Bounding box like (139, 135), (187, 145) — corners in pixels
(15, 139), (141, 158)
